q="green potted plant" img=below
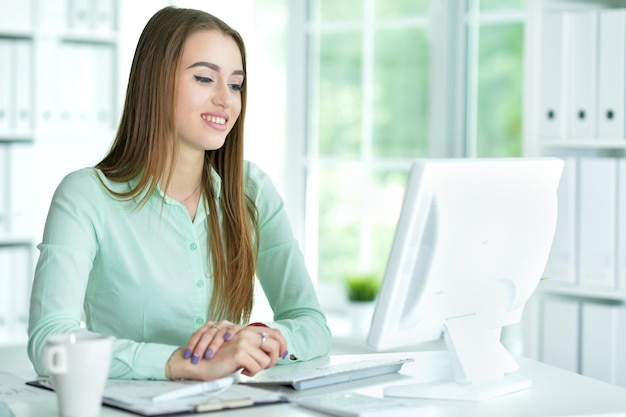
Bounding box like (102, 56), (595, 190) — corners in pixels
(344, 273), (381, 338)
(345, 273), (381, 302)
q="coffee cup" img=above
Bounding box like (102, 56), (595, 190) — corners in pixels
(43, 333), (113, 417)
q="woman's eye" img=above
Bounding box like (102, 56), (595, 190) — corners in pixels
(193, 75), (213, 84)
(228, 83), (243, 92)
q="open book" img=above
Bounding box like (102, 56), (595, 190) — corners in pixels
(27, 377), (286, 416)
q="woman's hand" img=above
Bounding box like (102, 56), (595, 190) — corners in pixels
(183, 320), (243, 364)
(168, 326), (289, 381)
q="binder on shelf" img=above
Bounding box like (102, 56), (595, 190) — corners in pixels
(578, 158), (617, 289)
(75, 44), (95, 133)
(7, 245), (32, 339)
(0, 40), (13, 134)
(543, 157), (577, 284)
(581, 303), (618, 384)
(541, 297), (580, 373)
(14, 40), (33, 135)
(94, 0), (117, 34)
(0, 145), (7, 234)
(27, 377), (286, 416)
(539, 12), (567, 140)
(7, 144), (36, 237)
(0, 0), (32, 32)
(35, 0), (67, 31)
(68, 0), (93, 32)
(60, 43), (78, 132)
(566, 11), (598, 139)
(597, 9), (626, 139)
(35, 38), (62, 133)
(94, 44), (115, 132)
(617, 160), (626, 290)
(616, 307), (626, 387)
(0, 249), (10, 341)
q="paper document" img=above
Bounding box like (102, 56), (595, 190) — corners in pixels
(0, 372), (53, 405)
(152, 376), (233, 402)
(28, 377), (286, 416)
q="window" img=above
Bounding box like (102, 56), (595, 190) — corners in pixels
(305, 1), (433, 289)
(302, 0), (526, 298)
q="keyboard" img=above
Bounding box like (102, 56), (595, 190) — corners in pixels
(295, 392), (425, 417)
(241, 357), (413, 390)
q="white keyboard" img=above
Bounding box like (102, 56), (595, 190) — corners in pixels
(295, 392), (426, 417)
(242, 357), (413, 390)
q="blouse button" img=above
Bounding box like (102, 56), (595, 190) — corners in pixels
(189, 243), (198, 250)
(196, 280), (204, 288)
(195, 317), (204, 325)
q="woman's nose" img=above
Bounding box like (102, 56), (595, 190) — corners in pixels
(212, 82), (231, 107)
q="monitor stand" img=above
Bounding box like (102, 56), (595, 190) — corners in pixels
(383, 372), (531, 401)
(384, 315), (532, 401)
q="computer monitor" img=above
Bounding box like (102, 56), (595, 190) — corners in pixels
(367, 157), (563, 401)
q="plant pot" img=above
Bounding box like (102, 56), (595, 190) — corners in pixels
(346, 300), (376, 339)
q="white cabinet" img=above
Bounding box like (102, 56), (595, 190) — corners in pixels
(0, 0), (119, 345)
(524, 0), (626, 387)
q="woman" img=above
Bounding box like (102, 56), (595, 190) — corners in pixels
(28, 6), (331, 381)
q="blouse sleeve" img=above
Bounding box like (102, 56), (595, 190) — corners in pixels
(246, 162), (332, 361)
(27, 169), (176, 379)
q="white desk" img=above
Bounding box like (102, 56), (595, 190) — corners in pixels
(3, 347), (626, 417)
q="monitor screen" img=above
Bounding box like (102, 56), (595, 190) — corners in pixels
(367, 157), (563, 401)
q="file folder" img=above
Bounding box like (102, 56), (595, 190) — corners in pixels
(543, 158), (577, 284)
(27, 378), (286, 416)
(566, 11), (598, 138)
(0, 0), (31, 32)
(0, 41), (13, 134)
(94, 0), (116, 33)
(597, 9), (626, 139)
(14, 40), (32, 135)
(578, 158), (617, 289)
(581, 303), (618, 384)
(35, 0), (67, 31)
(0, 146), (6, 233)
(542, 297), (580, 373)
(539, 12), (567, 139)
(617, 308), (626, 387)
(618, 160), (626, 290)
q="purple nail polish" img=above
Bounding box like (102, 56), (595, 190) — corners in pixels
(224, 332), (232, 340)
(184, 349), (192, 359)
(204, 349), (213, 359)
(282, 350), (289, 360)
(191, 353), (200, 364)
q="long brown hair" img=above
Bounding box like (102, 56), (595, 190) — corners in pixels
(96, 6), (258, 324)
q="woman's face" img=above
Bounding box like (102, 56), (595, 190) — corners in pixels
(175, 29), (244, 153)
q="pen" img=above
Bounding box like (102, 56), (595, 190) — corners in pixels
(194, 398), (254, 412)
(152, 376), (234, 402)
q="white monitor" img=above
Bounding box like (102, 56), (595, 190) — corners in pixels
(367, 157), (563, 401)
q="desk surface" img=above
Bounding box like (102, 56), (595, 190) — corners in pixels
(2, 347), (626, 417)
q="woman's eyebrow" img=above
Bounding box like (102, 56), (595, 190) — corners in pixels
(186, 61), (245, 77)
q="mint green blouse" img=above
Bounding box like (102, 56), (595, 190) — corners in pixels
(28, 161), (331, 379)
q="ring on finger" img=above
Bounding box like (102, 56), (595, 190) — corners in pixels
(260, 332), (268, 347)
(209, 324), (220, 330)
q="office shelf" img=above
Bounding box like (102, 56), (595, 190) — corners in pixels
(538, 284), (626, 303)
(0, 0), (120, 347)
(523, 0), (626, 387)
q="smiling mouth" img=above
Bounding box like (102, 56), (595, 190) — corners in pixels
(202, 114), (227, 125)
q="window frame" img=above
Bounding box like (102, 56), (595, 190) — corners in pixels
(284, 0), (527, 284)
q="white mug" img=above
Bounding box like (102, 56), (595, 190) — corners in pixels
(43, 333), (113, 417)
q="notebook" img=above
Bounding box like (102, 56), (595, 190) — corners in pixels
(240, 355), (414, 391)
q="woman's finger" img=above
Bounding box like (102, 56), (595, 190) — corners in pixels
(184, 321), (232, 363)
